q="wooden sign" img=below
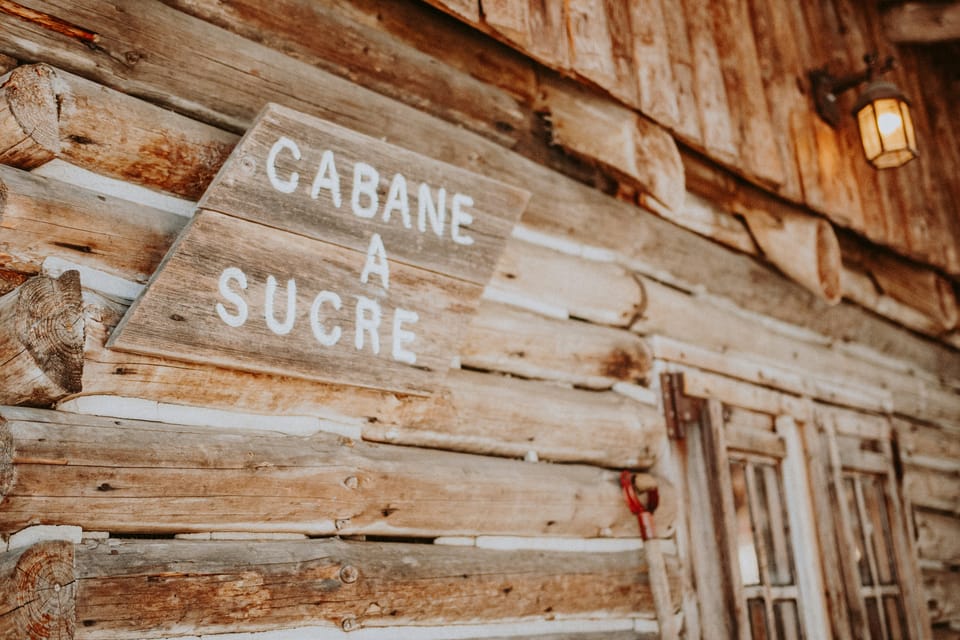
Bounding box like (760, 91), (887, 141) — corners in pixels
(109, 104), (530, 395)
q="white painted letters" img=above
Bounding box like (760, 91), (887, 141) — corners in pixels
(215, 267), (249, 328)
(266, 137), (301, 194)
(360, 233), (390, 290)
(264, 275), (297, 335)
(392, 308), (419, 365)
(451, 193), (475, 246)
(354, 296), (382, 355)
(382, 173), (411, 228)
(310, 290), (342, 347)
(310, 149), (341, 207)
(351, 162), (380, 218)
(418, 183), (446, 237)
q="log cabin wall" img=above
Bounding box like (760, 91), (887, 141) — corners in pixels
(0, 1), (957, 639)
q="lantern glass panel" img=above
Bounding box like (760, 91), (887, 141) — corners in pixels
(856, 96), (917, 169)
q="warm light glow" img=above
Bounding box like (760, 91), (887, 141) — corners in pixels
(877, 112), (903, 136)
(854, 88), (917, 169)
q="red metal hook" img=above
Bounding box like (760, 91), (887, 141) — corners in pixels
(620, 470), (658, 541)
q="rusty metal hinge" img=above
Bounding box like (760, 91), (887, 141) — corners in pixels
(660, 372), (702, 439)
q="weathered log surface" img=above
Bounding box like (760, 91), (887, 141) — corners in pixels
(0, 1), (955, 380)
(538, 74), (684, 214)
(490, 238), (645, 327)
(0, 540), (75, 639)
(0, 271), (84, 407)
(25, 537), (671, 638)
(0, 63), (237, 198)
(0, 163), (185, 284)
(0, 405), (671, 537)
(882, 1), (960, 43)
(79, 293), (663, 469)
(462, 301), (653, 389)
(916, 510), (960, 567)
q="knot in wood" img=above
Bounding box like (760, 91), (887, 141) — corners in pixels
(340, 616), (359, 632)
(339, 564), (359, 584)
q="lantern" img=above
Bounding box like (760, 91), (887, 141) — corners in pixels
(852, 81), (917, 169)
(810, 55), (918, 170)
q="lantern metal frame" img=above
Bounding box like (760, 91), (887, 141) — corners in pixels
(809, 53), (897, 128)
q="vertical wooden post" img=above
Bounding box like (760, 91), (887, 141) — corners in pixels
(0, 271), (84, 406)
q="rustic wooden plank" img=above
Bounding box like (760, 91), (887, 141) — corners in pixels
(0, 163), (185, 284)
(199, 103), (528, 287)
(0, 63), (236, 198)
(0, 271), (83, 407)
(660, 0), (702, 144)
(724, 425), (786, 458)
(372, 368), (666, 470)
(903, 465), (960, 517)
(839, 233), (959, 332)
(538, 74), (684, 214)
(109, 210), (478, 396)
(626, 0), (679, 129)
(746, 0), (804, 202)
(883, 1), (960, 43)
(479, 0), (529, 49)
(81, 293), (663, 468)
(165, 0), (529, 149)
(0, 540), (75, 638)
(0, 405), (658, 537)
(841, 266), (951, 340)
(916, 510), (960, 566)
(637, 276), (960, 426)
(490, 238), (646, 327)
(462, 301), (653, 389)
(679, 0), (738, 163)
(1, 0), (957, 380)
(708, 0), (784, 188)
(894, 417), (960, 467)
(924, 567), (960, 627)
(0, 538), (675, 638)
(564, 0), (636, 106)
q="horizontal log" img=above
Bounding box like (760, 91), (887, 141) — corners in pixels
(162, 0), (528, 149)
(635, 275), (960, 426)
(0, 537), (676, 638)
(1, 1), (955, 382)
(841, 266), (950, 339)
(490, 238), (646, 327)
(76, 293), (664, 469)
(463, 301), (653, 389)
(882, 1), (960, 43)
(538, 74), (684, 214)
(368, 369), (665, 470)
(916, 510), (960, 566)
(894, 417), (960, 467)
(0, 405), (668, 537)
(0, 163), (185, 283)
(840, 232), (959, 332)
(0, 63), (237, 198)
(0, 271), (84, 407)
(903, 465), (960, 517)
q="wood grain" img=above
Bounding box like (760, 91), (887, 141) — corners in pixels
(0, 405), (662, 537)
(0, 271), (83, 407)
(200, 103), (528, 286)
(66, 537), (673, 638)
(0, 540), (75, 639)
(0, 63), (237, 199)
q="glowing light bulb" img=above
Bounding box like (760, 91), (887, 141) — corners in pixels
(877, 112), (902, 136)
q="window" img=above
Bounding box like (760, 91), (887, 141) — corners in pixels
(664, 372), (929, 639)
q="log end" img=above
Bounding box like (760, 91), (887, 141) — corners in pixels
(15, 271), (85, 400)
(815, 218), (842, 305)
(3, 64), (61, 160)
(0, 541), (76, 639)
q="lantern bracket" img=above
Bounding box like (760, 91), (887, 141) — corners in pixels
(810, 53), (896, 128)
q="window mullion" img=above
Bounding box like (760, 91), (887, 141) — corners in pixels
(853, 475), (890, 640)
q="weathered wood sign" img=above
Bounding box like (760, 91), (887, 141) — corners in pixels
(109, 104), (530, 395)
